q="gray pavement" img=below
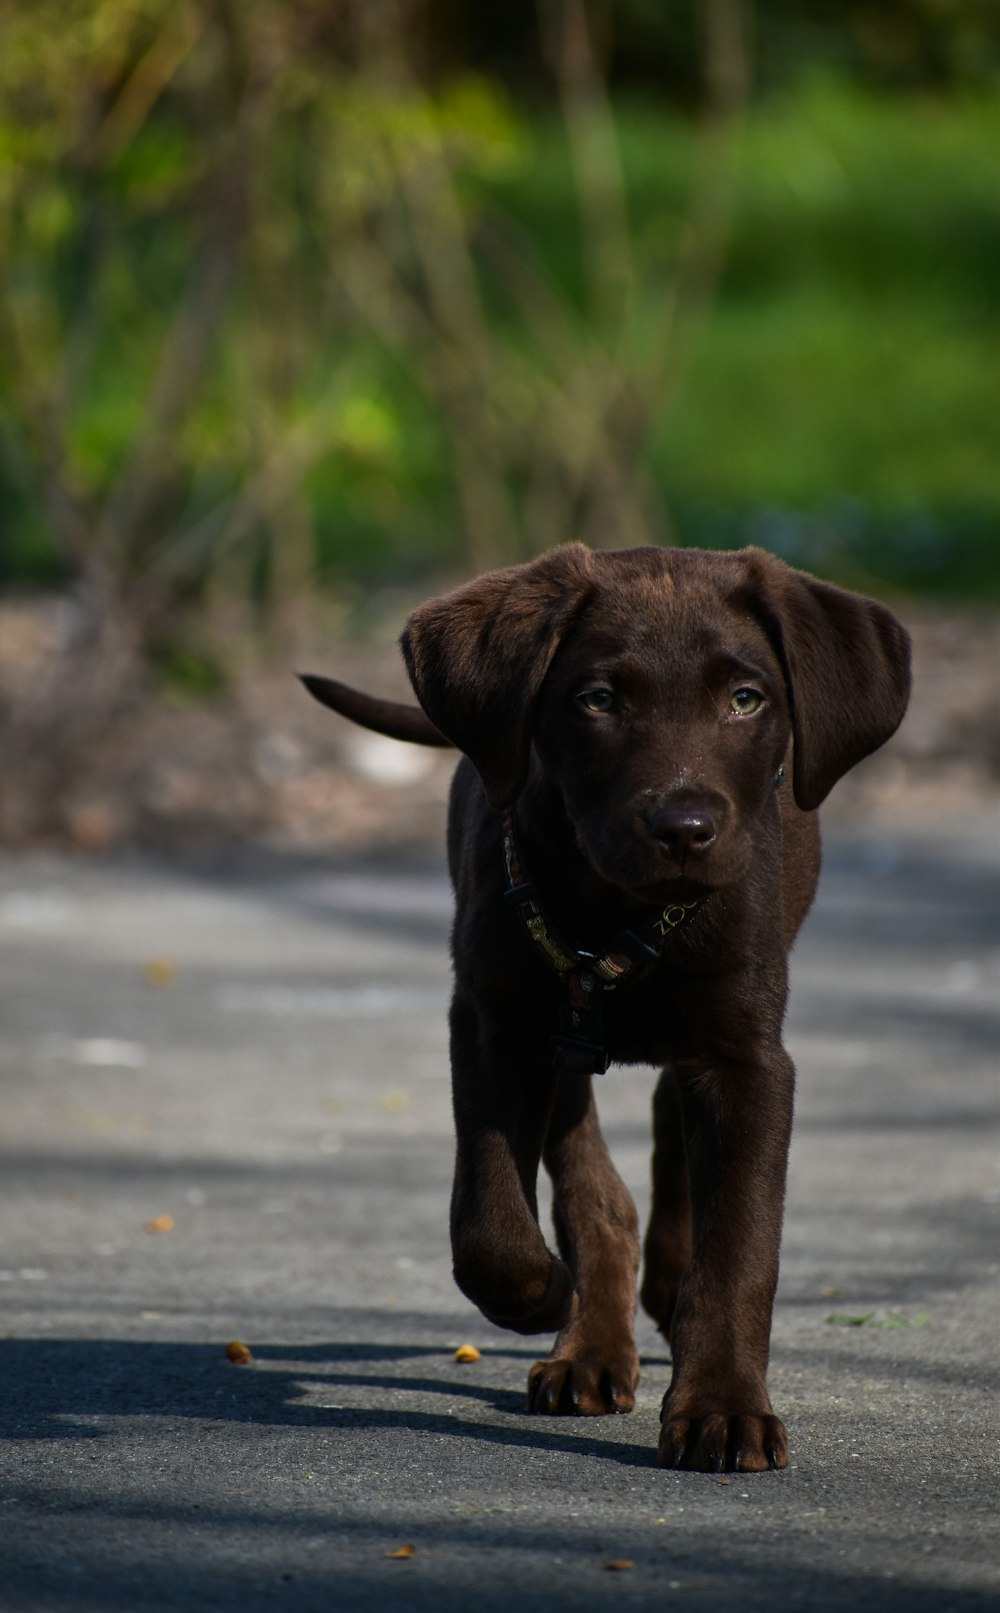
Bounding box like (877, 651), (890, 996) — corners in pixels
(0, 814), (997, 1611)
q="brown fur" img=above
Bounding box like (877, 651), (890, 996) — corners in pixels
(303, 543), (911, 1471)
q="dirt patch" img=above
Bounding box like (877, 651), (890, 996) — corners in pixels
(0, 596), (996, 853)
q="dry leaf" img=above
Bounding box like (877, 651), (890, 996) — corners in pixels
(603, 1558), (633, 1572)
(144, 1215), (175, 1234)
(385, 1543), (416, 1560)
(143, 957), (178, 987)
(225, 1340), (254, 1365)
(454, 1344), (481, 1363)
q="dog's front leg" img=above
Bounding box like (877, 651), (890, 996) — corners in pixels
(658, 1039), (794, 1473)
(527, 1074), (641, 1415)
(449, 994), (574, 1335)
(641, 1066), (694, 1339)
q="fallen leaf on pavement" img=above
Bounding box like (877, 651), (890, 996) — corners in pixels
(142, 957), (178, 987)
(454, 1344), (481, 1362)
(144, 1215), (175, 1234)
(603, 1558), (633, 1571)
(225, 1340), (254, 1365)
(385, 1543), (417, 1560)
(826, 1309), (930, 1329)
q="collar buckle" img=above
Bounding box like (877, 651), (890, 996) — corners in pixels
(504, 878), (539, 909)
(551, 1033), (610, 1076)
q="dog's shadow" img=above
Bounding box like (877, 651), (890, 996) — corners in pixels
(0, 1326), (667, 1469)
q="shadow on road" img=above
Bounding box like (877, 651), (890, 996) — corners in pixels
(0, 1333), (658, 1468)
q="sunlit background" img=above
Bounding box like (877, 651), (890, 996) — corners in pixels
(1, 0), (997, 846)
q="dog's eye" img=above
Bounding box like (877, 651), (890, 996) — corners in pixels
(730, 687), (763, 716)
(579, 688), (616, 714)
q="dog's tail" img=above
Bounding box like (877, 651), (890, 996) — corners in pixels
(298, 673), (452, 747)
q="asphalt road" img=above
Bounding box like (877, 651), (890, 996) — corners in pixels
(0, 813), (997, 1612)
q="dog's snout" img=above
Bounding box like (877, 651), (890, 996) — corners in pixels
(647, 804), (718, 857)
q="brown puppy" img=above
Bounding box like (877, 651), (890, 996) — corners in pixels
(302, 543), (911, 1472)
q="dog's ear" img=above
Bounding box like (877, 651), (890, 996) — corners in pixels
(741, 548), (912, 811)
(401, 544), (596, 808)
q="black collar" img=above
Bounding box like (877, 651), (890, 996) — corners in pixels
(501, 810), (705, 1075)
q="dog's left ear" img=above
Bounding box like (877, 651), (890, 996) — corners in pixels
(741, 548), (912, 811)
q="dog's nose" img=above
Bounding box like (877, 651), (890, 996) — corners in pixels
(648, 805), (717, 857)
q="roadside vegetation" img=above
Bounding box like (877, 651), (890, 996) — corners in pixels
(0, 1), (995, 842)
(2, 3), (996, 616)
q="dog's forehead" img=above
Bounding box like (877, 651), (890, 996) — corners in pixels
(569, 546), (769, 662)
(589, 545), (744, 607)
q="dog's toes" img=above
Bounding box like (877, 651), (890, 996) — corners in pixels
(658, 1410), (788, 1472)
(734, 1414), (788, 1472)
(603, 1371), (637, 1414)
(527, 1355), (638, 1417)
(527, 1358), (572, 1415)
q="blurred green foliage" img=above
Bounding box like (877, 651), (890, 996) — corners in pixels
(472, 77), (999, 595)
(0, 0), (997, 619)
(433, 0), (1000, 97)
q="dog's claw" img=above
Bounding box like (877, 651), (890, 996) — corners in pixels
(658, 1411), (788, 1472)
(528, 1371), (560, 1415)
(527, 1352), (638, 1417)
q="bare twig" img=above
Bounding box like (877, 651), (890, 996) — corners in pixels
(353, 2), (518, 568)
(93, 151), (248, 570)
(539, 0), (633, 333)
(642, 0), (752, 419)
(151, 380), (355, 590)
(86, 4), (207, 167)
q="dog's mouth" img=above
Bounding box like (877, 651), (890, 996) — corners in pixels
(620, 869), (721, 907)
(582, 827), (749, 907)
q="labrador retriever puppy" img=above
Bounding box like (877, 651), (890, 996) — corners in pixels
(302, 543), (911, 1472)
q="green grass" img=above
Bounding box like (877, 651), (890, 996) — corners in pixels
(659, 80), (1000, 526)
(477, 78), (1000, 594)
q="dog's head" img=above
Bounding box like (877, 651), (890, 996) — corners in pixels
(402, 544), (911, 900)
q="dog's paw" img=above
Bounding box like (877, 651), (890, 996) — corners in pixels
(527, 1351), (639, 1417)
(475, 1256), (575, 1336)
(658, 1411), (788, 1472)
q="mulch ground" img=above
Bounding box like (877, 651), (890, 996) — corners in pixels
(0, 596), (996, 853)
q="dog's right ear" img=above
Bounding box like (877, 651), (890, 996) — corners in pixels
(738, 548), (912, 810)
(401, 544), (596, 809)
